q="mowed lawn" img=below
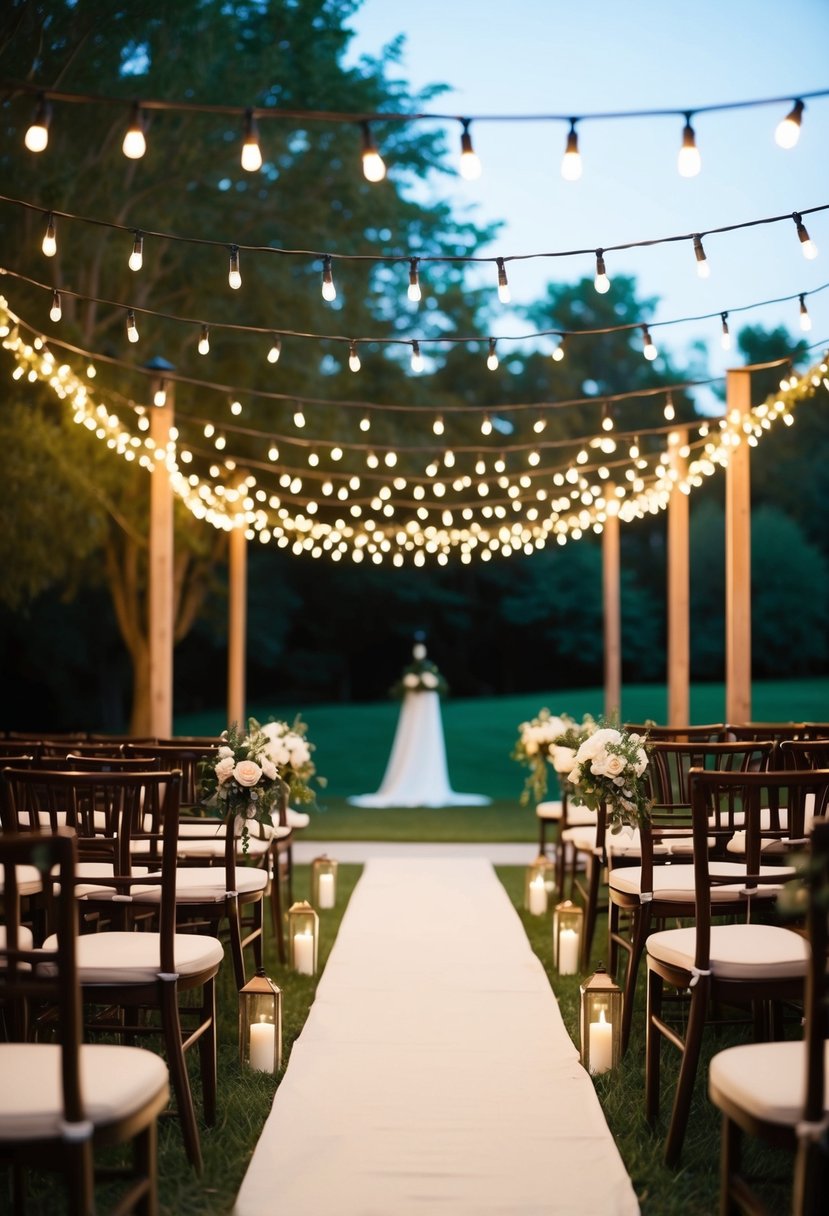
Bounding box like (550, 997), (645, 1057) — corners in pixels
(176, 678), (829, 842)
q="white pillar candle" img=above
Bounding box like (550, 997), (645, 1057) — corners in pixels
(528, 875), (547, 916)
(249, 1020), (276, 1072)
(318, 872), (335, 909)
(588, 1009), (613, 1074)
(293, 929), (315, 975)
(557, 927), (579, 975)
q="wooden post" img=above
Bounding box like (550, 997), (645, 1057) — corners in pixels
(227, 519), (247, 730)
(149, 377), (174, 738)
(725, 369), (752, 723)
(603, 502), (621, 720)
(667, 430), (690, 725)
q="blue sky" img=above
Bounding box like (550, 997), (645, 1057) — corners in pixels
(344, 0), (829, 403)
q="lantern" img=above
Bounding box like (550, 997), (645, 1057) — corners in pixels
(288, 900), (319, 975)
(552, 898), (583, 976)
(239, 970), (282, 1073)
(524, 854), (554, 915)
(311, 855), (339, 910)
(579, 964), (623, 1075)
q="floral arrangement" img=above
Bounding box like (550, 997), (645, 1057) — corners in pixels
(512, 709), (596, 805)
(256, 715), (323, 805)
(566, 724), (651, 832)
(390, 642), (448, 698)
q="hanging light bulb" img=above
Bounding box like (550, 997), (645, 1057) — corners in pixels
(122, 102), (146, 159)
(293, 406), (306, 428)
(41, 213), (57, 257)
(594, 250), (610, 294)
(230, 398), (243, 416)
(693, 234), (710, 278)
(359, 413), (371, 432)
(799, 294), (812, 332)
(775, 99), (804, 149)
(348, 340), (361, 372)
(629, 436), (640, 460)
(198, 325), (210, 355)
(241, 108), (262, 171)
(663, 393), (675, 420)
(49, 289), (62, 322)
(677, 113), (701, 177)
(793, 212), (818, 259)
(486, 338), (499, 371)
(266, 336), (281, 364)
(433, 414), (444, 436)
(601, 403), (614, 432)
(496, 258), (511, 303)
(154, 382), (167, 407)
(642, 325), (657, 361)
(411, 340), (424, 373)
(533, 415), (546, 434)
(24, 93), (51, 152)
(228, 245), (242, 289)
(126, 309), (139, 343)
(360, 120), (386, 182)
(459, 118), (482, 180)
(128, 231), (144, 272)
(481, 414), (493, 435)
(551, 336), (566, 362)
(720, 312), (731, 351)
(561, 118), (582, 181)
(322, 255), (336, 301)
(408, 257), (422, 303)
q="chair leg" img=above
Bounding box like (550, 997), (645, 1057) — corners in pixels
(269, 846), (287, 964)
(645, 966), (663, 1126)
(538, 815), (547, 855)
(579, 854), (601, 971)
(66, 1141), (95, 1216)
(620, 904), (652, 1055)
(159, 978), (202, 1172)
(226, 894), (246, 990)
(719, 1113), (742, 1216)
(199, 975), (218, 1128)
(135, 1121), (160, 1216)
(251, 898), (264, 974)
(664, 980), (709, 1167)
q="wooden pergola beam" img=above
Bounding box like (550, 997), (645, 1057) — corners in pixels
(667, 430), (690, 725)
(603, 503), (621, 720)
(149, 380), (174, 738)
(725, 368), (752, 724)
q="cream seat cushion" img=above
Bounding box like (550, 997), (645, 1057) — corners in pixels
(129, 866), (269, 903)
(0, 865), (43, 897)
(562, 825), (669, 858)
(0, 925), (34, 951)
(709, 1039), (829, 1125)
(0, 1042), (169, 1139)
(535, 799), (562, 821)
(609, 861), (790, 903)
(285, 807), (310, 829)
(42, 930), (225, 983)
(647, 922), (808, 981)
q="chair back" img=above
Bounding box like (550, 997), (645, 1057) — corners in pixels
(0, 740), (43, 760)
(124, 743), (217, 806)
(624, 723), (727, 742)
(780, 739), (829, 771)
(800, 724), (829, 741)
(725, 723), (808, 765)
(41, 740), (125, 759)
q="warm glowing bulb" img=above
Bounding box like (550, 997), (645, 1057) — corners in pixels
(361, 122), (386, 182)
(122, 104), (146, 159)
(459, 120), (482, 180)
(359, 415), (371, 432)
(322, 256), (336, 301)
(693, 235), (710, 278)
(794, 215), (818, 260)
(486, 339), (499, 371)
(551, 339), (565, 362)
(629, 439), (640, 460)
(594, 251), (609, 294)
(602, 408), (614, 432)
(775, 100), (803, 149)
(561, 122), (582, 181)
(642, 327), (657, 361)
(348, 342), (361, 372)
(228, 246), (241, 289)
(128, 233), (144, 272)
(126, 310), (139, 343)
(241, 109), (262, 171)
(411, 341), (424, 374)
(677, 117), (701, 177)
(198, 326), (210, 355)
(230, 399), (242, 415)
(49, 290), (61, 322)
(154, 384), (167, 407)
(408, 258), (421, 302)
(24, 96), (50, 152)
(496, 258), (510, 303)
(267, 337), (281, 364)
(720, 314), (731, 351)
(533, 417), (546, 433)
(481, 415), (493, 435)
(664, 396), (675, 421)
(42, 214), (56, 257)
(294, 409), (306, 428)
(799, 295), (812, 332)
(433, 414), (444, 436)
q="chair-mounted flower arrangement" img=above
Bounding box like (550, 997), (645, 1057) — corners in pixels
(565, 724), (651, 832)
(512, 710), (596, 805)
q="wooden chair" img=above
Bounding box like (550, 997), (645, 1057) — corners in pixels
(725, 723), (809, 765)
(0, 829), (170, 1215)
(624, 723), (727, 741)
(645, 767), (829, 1167)
(0, 768), (224, 1172)
(708, 817), (829, 1216)
(0, 741), (42, 761)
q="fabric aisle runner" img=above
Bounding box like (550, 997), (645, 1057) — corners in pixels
(234, 858), (640, 1215)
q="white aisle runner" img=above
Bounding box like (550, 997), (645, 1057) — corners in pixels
(235, 859), (640, 1215)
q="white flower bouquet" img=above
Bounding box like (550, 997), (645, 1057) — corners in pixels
(566, 725), (651, 831)
(512, 710), (596, 805)
(390, 642), (448, 698)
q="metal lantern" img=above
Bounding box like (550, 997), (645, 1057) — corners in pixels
(239, 970), (282, 1074)
(579, 964), (623, 1075)
(288, 900), (319, 976)
(311, 855), (339, 910)
(524, 854), (554, 915)
(552, 899), (584, 976)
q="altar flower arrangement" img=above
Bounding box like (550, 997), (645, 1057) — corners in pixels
(513, 710), (596, 805)
(390, 642), (448, 698)
(566, 724), (651, 832)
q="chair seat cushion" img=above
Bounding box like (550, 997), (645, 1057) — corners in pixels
(535, 800), (562, 821)
(285, 807), (310, 829)
(0, 865), (43, 897)
(726, 832), (799, 856)
(646, 922), (808, 981)
(609, 861), (788, 903)
(0, 925), (34, 951)
(130, 866), (269, 903)
(0, 1042), (169, 1140)
(42, 930), (225, 983)
(176, 833), (274, 859)
(73, 862), (150, 899)
(709, 1039), (829, 1126)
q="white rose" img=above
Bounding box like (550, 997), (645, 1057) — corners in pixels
(576, 728), (621, 762)
(261, 721), (286, 741)
(567, 767), (581, 786)
(422, 672), (438, 689)
(404, 673), (419, 688)
(260, 757), (277, 781)
(552, 746), (575, 774)
(285, 736), (310, 767)
(218, 745), (234, 759)
(635, 748), (649, 776)
(590, 752), (609, 776)
(266, 739), (291, 768)
(604, 753), (626, 777)
(215, 756), (235, 783)
(234, 760), (262, 787)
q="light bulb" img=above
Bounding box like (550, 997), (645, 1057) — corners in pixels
(459, 119), (482, 180)
(775, 100), (804, 149)
(677, 115), (701, 177)
(481, 415), (493, 435)
(241, 108), (262, 171)
(720, 313), (731, 351)
(486, 338), (498, 371)
(407, 258), (421, 302)
(629, 438), (640, 460)
(126, 309), (139, 343)
(128, 232), (144, 271)
(601, 405), (614, 432)
(551, 338), (565, 362)
(433, 414), (444, 436)
(24, 94), (50, 153)
(360, 121), (386, 182)
(230, 399), (242, 415)
(294, 408), (306, 428)
(561, 120), (582, 181)
(799, 295), (812, 332)
(642, 326), (657, 361)
(122, 102), (146, 159)
(348, 341), (361, 372)
(594, 251), (609, 294)
(359, 414), (371, 432)
(533, 416), (546, 433)
(267, 336), (281, 364)
(664, 394), (675, 421)
(198, 325), (210, 355)
(693, 234), (710, 278)
(42, 213), (56, 257)
(411, 340), (424, 374)
(496, 258), (510, 303)
(794, 213), (818, 260)
(322, 255), (336, 301)
(228, 245), (242, 289)
(49, 289), (61, 322)
(154, 383), (167, 408)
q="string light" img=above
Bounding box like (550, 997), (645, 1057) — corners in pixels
(122, 102), (146, 159)
(629, 436), (640, 460)
(230, 398), (243, 415)
(360, 121), (386, 182)
(228, 245), (242, 290)
(198, 325), (210, 355)
(41, 213), (56, 257)
(49, 289), (61, 322)
(594, 250), (610, 294)
(126, 309), (139, 343)
(154, 382), (167, 407)
(481, 415), (493, 435)
(551, 337), (566, 362)
(433, 414), (444, 436)
(677, 113), (701, 177)
(496, 258), (511, 303)
(24, 94), (51, 153)
(407, 257), (421, 303)
(348, 340), (361, 372)
(128, 231), (144, 271)
(359, 413), (371, 432)
(293, 405), (306, 427)
(693, 234), (710, 278)
(486, 338), (499, 371)
(642, 325), (657, 361)
(410, 339), (424, 373)
(601, 402), (614, 431)
(793, 212), (818, 259)
(799, 293), (812, 332)
(241, 108), (262, 172)
(267, 336), (281, 364)
(533, 415), (546, 433)
(561, 119), (582, 181)
(321, 255), (336, 301)
(775, 99), (804, 149)
(459, 119), (482, 180)
(663, 392), (675, 420)
(718, 312), (731, 351)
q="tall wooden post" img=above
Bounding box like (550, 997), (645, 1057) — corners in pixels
(667, 430), (690, 725)
(603, 501), (622, 720)
(149, 376), (174, 738)
(227, 519), (247, 730)
(725, 369), (752, 723)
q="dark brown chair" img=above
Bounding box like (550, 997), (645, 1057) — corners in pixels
(725, 723), (808, 765)
(0, 741), (43, 761)
(624, 723), (727, 741)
